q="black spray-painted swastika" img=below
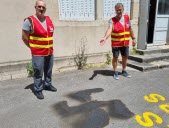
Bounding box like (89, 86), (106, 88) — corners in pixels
(53, 88), (134, 128)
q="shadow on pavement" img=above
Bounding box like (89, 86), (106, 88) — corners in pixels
(89, 70), (121, 80)
(68, 88), (104, 102)
(24, 83), (36, 95)
(52, 88), (134, 128)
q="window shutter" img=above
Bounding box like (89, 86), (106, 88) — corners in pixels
(58, 0), (95, 21)
(104, 0), (131, 20)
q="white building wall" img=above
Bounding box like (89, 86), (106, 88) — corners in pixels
(0, 0), (139, 80)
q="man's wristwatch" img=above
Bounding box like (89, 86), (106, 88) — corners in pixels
(132, 37), (136, 40)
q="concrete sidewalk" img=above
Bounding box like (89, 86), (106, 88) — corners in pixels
(0, 66), (169, 128)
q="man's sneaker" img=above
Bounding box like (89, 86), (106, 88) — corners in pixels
(113, 71), (119, 80)
(35, 91), (44, 99)
(45, 85), (57, 92)
(122, 70), (131, 78)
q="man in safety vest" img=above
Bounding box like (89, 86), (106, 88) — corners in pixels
(100, 3), (136, 80)
(22, 0), (57, 99)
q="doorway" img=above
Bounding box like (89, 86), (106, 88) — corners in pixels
(147, 0), (157, 44)
(147, 0), (169, 45)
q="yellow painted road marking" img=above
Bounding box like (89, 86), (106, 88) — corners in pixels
(144, 93), (166, 103)
(135, 112), (163, 127)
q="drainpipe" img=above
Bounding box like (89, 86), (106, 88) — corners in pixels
(137, 0), (150, 50)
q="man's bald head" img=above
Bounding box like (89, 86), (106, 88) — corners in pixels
(35, 0), (46, 19)
(35, 0), (46, 8)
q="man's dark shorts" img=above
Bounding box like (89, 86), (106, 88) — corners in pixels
(112, 46), (129, 57)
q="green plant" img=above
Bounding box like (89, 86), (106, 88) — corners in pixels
(131, 47), (139, 55)
(105, 52), (111, 65)
(74, 38), (88, 70)
(26, 62), (34, 77)
(84, 63), (107, 69)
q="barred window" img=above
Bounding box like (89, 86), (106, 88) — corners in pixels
(58, 0), (95, 21)
(103, 0), (131, 20)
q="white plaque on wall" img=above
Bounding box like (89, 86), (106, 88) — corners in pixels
(58, 0), (95, 21)
(104, 0), (131, 20)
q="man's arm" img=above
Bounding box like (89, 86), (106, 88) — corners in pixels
(130, 27), (136, 47)
(22, 30), (30, 48)
(100, 23), (113, 46)
(22, 18), (32, 48)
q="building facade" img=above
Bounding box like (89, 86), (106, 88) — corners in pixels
(0, 0), (139, 80)
(138, 0), (169, 49)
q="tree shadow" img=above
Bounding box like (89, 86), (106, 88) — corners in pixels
(89, 70), (121, 80)
(24, 83), (36, 96)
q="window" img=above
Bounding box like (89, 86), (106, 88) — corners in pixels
(158, 0), (169, 15)
(58, 0), (95, 21)
(103, 0), (131, 20)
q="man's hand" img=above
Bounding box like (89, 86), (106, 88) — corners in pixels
(132, 39), (137, 47)
(100, 37), (106, 46)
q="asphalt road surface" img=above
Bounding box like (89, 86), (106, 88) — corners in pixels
(0, 66), (169, 128)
